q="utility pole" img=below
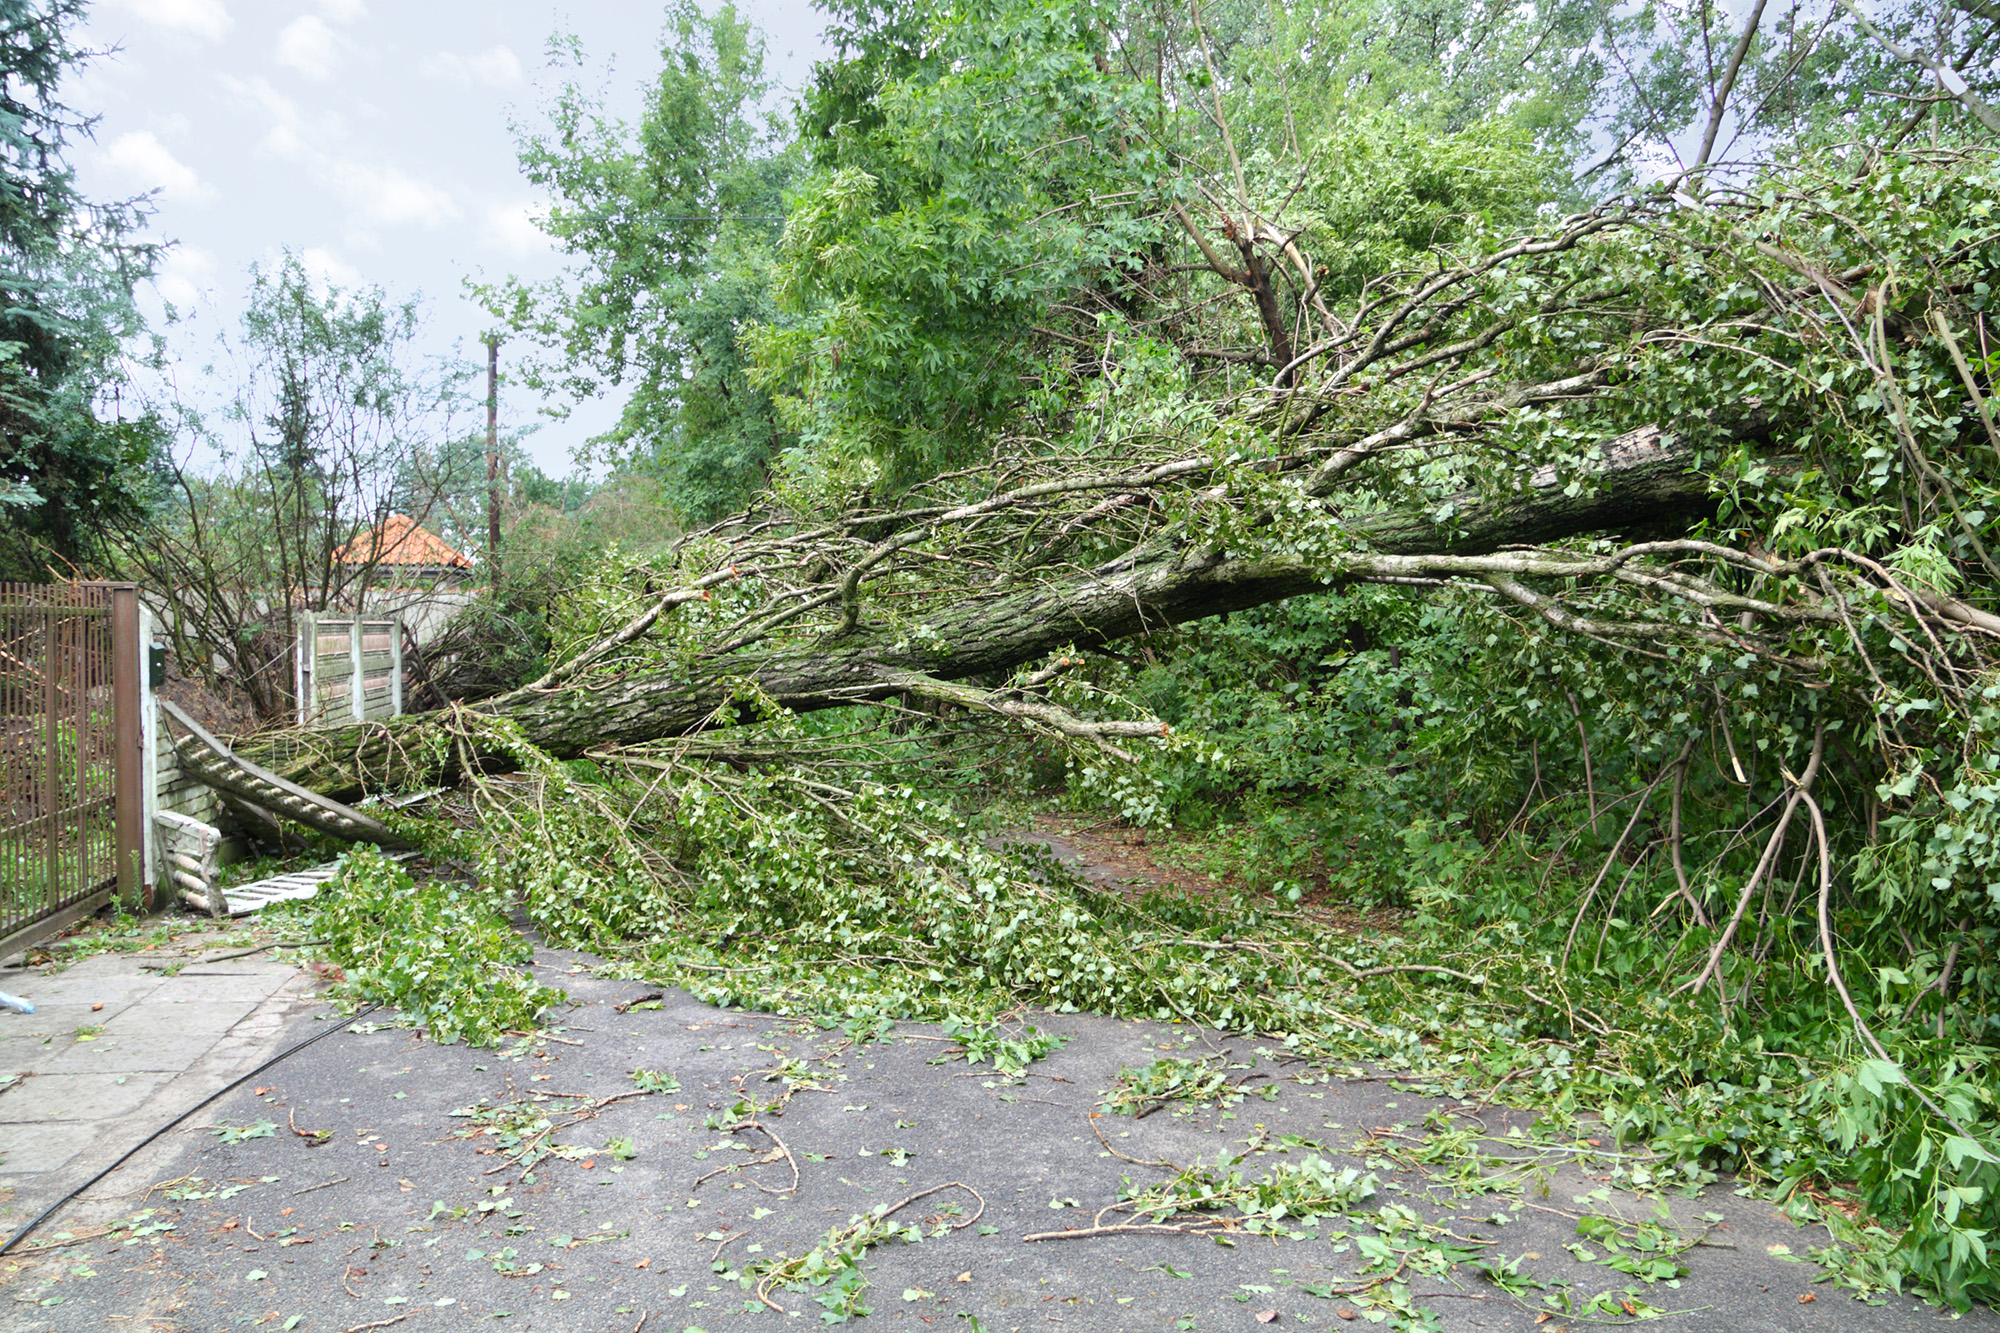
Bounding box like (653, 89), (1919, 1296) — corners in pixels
(485, 336), (502, 581)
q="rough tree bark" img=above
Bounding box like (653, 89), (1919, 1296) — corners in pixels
(242, 425), (1718, 801)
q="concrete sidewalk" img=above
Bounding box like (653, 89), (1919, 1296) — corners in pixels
(0, 933), (330, 1236)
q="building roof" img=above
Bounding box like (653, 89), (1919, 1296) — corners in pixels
(335, 513), (473, 569)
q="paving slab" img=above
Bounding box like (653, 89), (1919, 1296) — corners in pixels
(0, 941), (1987, 1333)
(34, 1031), (227, 1074)
(0, 1071), (176, 1123)
(99, 997), (262, 1037)
(0, 1121), (101, 1178)
(0, 1005), (116, 1040)
(126, 970), (304, 1003)
(0, 931), (330, 1241)
(5, 974), (159, 1009)
(0, 1038), (58, 1073)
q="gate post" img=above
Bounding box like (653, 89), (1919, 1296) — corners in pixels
(112, 585), (142, 908)
(42, 606), (57, 915)
(140, 601), (160, 909)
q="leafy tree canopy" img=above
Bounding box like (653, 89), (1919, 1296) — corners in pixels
(478, 1), (793, 525)
(0, 0), (160, 580)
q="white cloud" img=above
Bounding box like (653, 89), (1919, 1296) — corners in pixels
(329, 162), (459, 229)
(102, 131), (212, 201)
(419, 45), (522, 88)
(276, 15), (343, 80)
(153, 246), (217, 308)
(219, 75), (456, 232)
(221, 76), (306, 155)
(318, 0), (367, 19)
(109, 0), (231, 41)
(299, 247), (362, 292)
(481, 201), (547, 258)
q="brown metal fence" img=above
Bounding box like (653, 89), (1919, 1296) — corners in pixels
(0, 583), (142, 958)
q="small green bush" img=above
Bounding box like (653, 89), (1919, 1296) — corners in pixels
(314, 849), (564, 1045)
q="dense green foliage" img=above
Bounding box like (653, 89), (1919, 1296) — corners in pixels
(313, 848), (562, 1046)
(0, 0), (159, 579)
(479, 1), (792, 523)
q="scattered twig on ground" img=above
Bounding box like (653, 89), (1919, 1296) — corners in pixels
(1022, 1219), (1232, 1241)
(338, 1318), (407, 1333)
(6, 1226), (117, 1254)
(288, 1107), (331, 1146)
(745, 1121), (802, 1195)
(751, 1182), (986, 1312)
(1089, 1112), (1174, 1168)
(993, 1095), (1078, 1109)
(471, 1087), (655, 1175)
(694, 1078), (805, 1194)
(693, 1120), (802, 1194)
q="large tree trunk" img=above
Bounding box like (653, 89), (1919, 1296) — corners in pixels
(245, 427), (1712, 800)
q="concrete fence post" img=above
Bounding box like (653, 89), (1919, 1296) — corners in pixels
(348, 618), (365, 723)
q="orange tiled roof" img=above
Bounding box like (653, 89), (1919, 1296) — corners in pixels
(335, 513), (472, 569)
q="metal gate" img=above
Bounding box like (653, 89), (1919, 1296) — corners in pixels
(0, 583), (142, 958)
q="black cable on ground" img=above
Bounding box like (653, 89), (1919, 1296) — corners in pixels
(138, 941), (330, 972)
(182, 940), (328, 964)
(0, 1002), (384, 1258)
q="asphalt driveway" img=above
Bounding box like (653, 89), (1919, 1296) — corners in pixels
(0, 941), (1980, 1333)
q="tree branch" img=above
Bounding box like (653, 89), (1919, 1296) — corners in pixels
(1833, 0), (2000, 134)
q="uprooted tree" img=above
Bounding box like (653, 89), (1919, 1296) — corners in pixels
(225, 0), (2000, 1306)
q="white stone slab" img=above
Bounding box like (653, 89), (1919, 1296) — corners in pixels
(220, 851), (419, 916)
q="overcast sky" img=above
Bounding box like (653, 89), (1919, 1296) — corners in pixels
(70, 0), (830, 474)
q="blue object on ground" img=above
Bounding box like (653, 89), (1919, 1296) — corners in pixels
(0, 991), (33, 1014)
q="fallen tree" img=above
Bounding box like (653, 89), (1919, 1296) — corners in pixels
(248, 409), (1736, 796)
(160, 0), (2000, 1296)
(242, 158), (1997, 820)
(230, 155), (2000, 1002)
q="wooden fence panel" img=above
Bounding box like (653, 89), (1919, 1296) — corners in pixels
(295, 612), (404, 726)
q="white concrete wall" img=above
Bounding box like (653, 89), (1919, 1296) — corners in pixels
(141, 586), (475, 652)
(355, 587), (477, 644)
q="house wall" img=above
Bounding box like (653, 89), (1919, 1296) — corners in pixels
(354, 587), (477, 644)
